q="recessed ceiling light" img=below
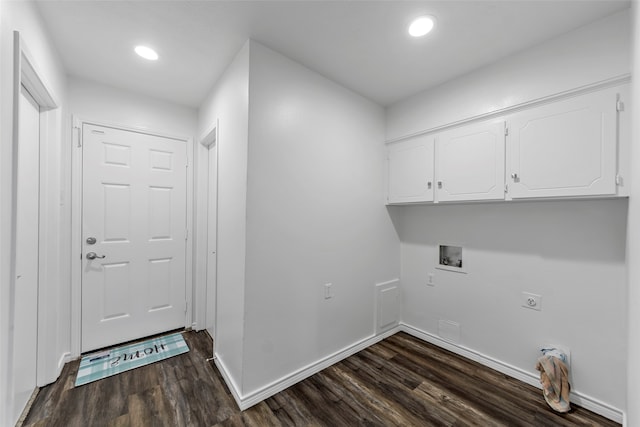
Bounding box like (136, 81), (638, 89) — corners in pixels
(134, 45), (159, 61)
(408, 16), (436, 37)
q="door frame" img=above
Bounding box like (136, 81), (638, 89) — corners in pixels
(5, 31), (59, 425)
(197, 121), (218, 340)
(70, 117), (195, 357)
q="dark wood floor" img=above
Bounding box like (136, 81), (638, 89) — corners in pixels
(23, 331), (619, 427)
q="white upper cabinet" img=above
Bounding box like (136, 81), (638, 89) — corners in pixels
(387, 134), (434, 204)
(507, 88), (618, 199)
(386, 84), (627, 205)
(436, 121), (505, 202)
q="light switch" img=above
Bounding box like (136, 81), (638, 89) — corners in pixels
(324, 283), (333, 299)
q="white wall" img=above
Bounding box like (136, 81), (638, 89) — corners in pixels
(197, 41), (250, 393)
(0, 0), (68, 425)
(241, 41), (400, 395)
(626, 2), (639, 426)
(68, 76), (197, 138)
(399, 200), (627, 409)
(387, 9), (632, 416)
(387, 9), (631, 141)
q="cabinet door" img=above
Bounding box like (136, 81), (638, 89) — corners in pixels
(435, 121), (505, 202)
(508, 89), (617, 199)
(387, 134), (434, 204)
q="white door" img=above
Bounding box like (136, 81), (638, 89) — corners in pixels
(387, 134), (435, 204)
(12, 85), (40, 424)
(82, 124), (187, 352)
(435, 121), (505, 202)
(508, 88), (617, 199)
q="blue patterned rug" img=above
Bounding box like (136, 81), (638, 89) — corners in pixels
(75, 332), (189, 386)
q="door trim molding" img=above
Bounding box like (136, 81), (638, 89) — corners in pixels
(5, 31), (60, 425)
(195, 121), (218, 334)
(70, 116), (194, 357)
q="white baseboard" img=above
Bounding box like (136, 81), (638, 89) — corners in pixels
(213, 356), (244, 408)
(216, 325), (401, 411)
(57, 352), (72, 372)
(213, 322), (623, 423)
(399, 323), (624, 424)
(50, 352), (72, 385)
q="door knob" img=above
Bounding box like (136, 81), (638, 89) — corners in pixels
(86, 252), (106, 260)
(86, 237), (97, 245)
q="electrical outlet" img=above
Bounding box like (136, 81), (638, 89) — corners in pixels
(427, 273), (435, 286)
(521, 292), (541, 311)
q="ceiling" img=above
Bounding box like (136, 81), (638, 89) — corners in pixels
(35, 0), (631, 109)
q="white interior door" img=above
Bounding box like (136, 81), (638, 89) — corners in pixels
(206, 143), (217, 336)
(12, 85), (40, 425)
(81, 124), (187, 352)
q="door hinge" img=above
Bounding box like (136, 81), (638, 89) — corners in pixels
(185, 229), (188, 240)
(184, 301), (189, 314)
(504, 127), (509, 136)
(505, 183), (508, 193)
(616, 100), (624, 112)
(616, 174), (623, 186)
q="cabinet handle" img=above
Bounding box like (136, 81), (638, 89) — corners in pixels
(427, 181), (432, 189)
(437, 181), (443, 189)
